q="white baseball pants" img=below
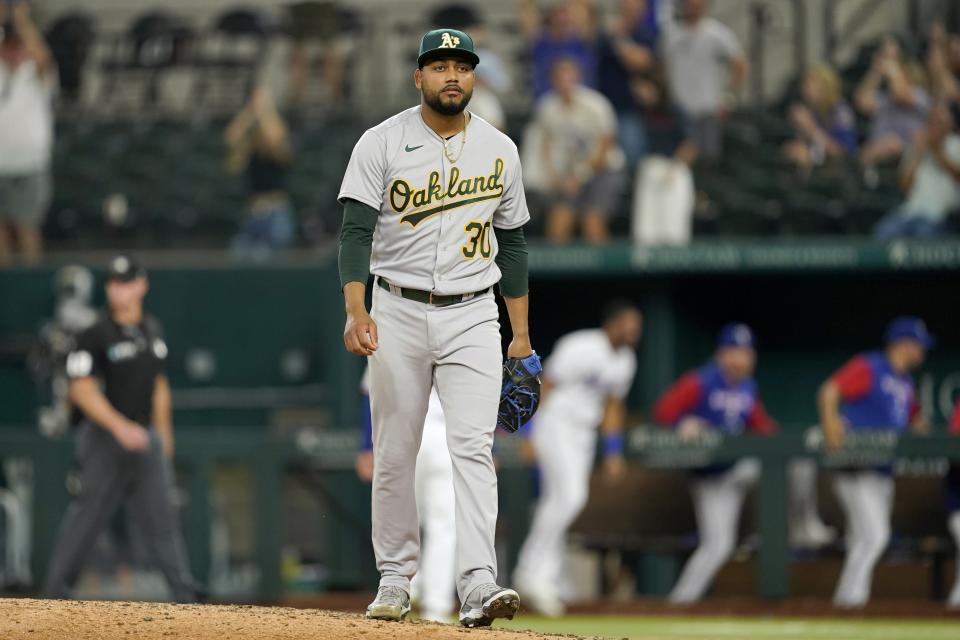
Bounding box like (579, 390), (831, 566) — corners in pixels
(514, 415), (596, 594)
(410, 398), (457, 620)
(948, 511), (960, 608)
(832, 471), (894, 607)
(669, 459), (761, 603)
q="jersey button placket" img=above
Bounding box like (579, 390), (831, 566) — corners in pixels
(434, 150), (447, 291)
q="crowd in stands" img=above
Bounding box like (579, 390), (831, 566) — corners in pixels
(1, 0), (960, 262)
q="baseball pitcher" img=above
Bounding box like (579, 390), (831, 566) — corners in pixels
(337, 28), (535, 627)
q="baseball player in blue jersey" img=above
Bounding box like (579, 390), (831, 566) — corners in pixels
(653, 323), (776, 604)
(817, 316), (932, 608)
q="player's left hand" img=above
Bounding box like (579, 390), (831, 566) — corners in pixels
(507, 335), (533, 359)
(602, 454), (626, 484)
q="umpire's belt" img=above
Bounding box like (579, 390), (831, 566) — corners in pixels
(377, 277), (490, 307)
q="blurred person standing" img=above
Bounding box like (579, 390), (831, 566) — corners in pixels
(817, 317), (932, 608)
(225, 86), (296, 259)
(519, 0), (597, 101)
(874, 102), (960, 239)
(514, 301), (641, 616)
(44, 255), (199, 603)
(653, 323), (776, 604)
(856, 36), (931, 181)
(947, 398), (960, 609)
(925, 22), (958, 104)
(660, 0), (747, 162)
(596, 0), (657, 168)
(784, 65), (858, 174)
(630, 68), (697, 245)
(0, 1), (56, 264)
(533, 58), (626, 244)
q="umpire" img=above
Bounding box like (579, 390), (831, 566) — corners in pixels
(43, 255), (198, 602)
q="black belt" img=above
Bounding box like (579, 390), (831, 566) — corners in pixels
(377, 277), (490, 307)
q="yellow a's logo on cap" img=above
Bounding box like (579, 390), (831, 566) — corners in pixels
(440, 32), (461, 48)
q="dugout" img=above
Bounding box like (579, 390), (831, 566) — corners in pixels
(1, 240), (959, 601)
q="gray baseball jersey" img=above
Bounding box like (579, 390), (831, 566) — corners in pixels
(338, 106), (530, 295)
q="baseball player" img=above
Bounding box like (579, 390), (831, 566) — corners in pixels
(948, 399), (960, 609)
(337, 28), (533, 627)
(817, 316), (933, 608)
(513, 300), (642, 616)
(653, 323), (777, 604)
(356, 368), (457, 622)
(43, 255), (198, 603)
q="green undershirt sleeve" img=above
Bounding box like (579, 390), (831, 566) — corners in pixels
(494, 226), (529, 298)
(337, 199), (379, 289)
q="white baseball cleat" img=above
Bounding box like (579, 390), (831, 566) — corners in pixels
(458, 583), (520, 628)
(791, 519), (838, 549)
(513, 574), (565, 617)
(366, 586), (411, 622)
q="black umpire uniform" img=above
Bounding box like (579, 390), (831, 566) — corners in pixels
(43, 256), (197, 602)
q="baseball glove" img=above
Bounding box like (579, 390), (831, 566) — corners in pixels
(497, 352), (542, 433)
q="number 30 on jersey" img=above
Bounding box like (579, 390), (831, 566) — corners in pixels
(462, 221), (492, 259)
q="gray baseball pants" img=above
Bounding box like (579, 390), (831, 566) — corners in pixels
(367, 283), (502, 602)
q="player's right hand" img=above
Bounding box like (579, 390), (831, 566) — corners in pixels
(344, 310), (379, 356)
(823, 424), (845, 452)
(113, 421), (151, 452)
(677, 417), (706, 443)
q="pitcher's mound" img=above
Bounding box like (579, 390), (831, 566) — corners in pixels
(0, 598), (589, 640)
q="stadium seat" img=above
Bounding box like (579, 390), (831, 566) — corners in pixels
(189, 7), (275, 113)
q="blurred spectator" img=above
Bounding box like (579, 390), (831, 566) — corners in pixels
(0, 2), (55, 265)
(661, 0), (747, 161)
(531, 58), (626, 244)
(286, 2), (353, 108)
(519, 0), (597, 101)
(225, 87), (296, 259)
(783, 65), (858, 174)
(596, 0), (657, 167)
(925, 22), (959, 104)
(653, 323), (776, 604)
(856, 36), (931, 180)
(462, 18), (509, 131)
(874, 102), (959, 240)
(630, 69), (697, 245)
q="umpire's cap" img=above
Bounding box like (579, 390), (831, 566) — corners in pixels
(418, 28), (479, 68)
(107, 254), (146, 282)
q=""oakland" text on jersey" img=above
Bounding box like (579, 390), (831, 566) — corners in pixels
(392, 158), (505, 227)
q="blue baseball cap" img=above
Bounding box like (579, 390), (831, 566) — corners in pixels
(717, 323), (755, 349)
(884, 316), (935, 349)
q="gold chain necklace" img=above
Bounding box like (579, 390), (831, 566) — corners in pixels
(443, 112), (468, 164)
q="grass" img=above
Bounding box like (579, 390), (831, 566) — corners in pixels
(497, 615), (960, 640)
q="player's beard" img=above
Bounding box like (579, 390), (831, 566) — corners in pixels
(423, 85), (472, 116)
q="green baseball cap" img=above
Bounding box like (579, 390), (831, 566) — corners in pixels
(418, 28), (479, 67)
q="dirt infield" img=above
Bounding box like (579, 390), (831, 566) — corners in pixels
(0, 599), (593, 640)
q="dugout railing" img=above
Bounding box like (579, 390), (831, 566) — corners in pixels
(3, 427), (960, 602)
